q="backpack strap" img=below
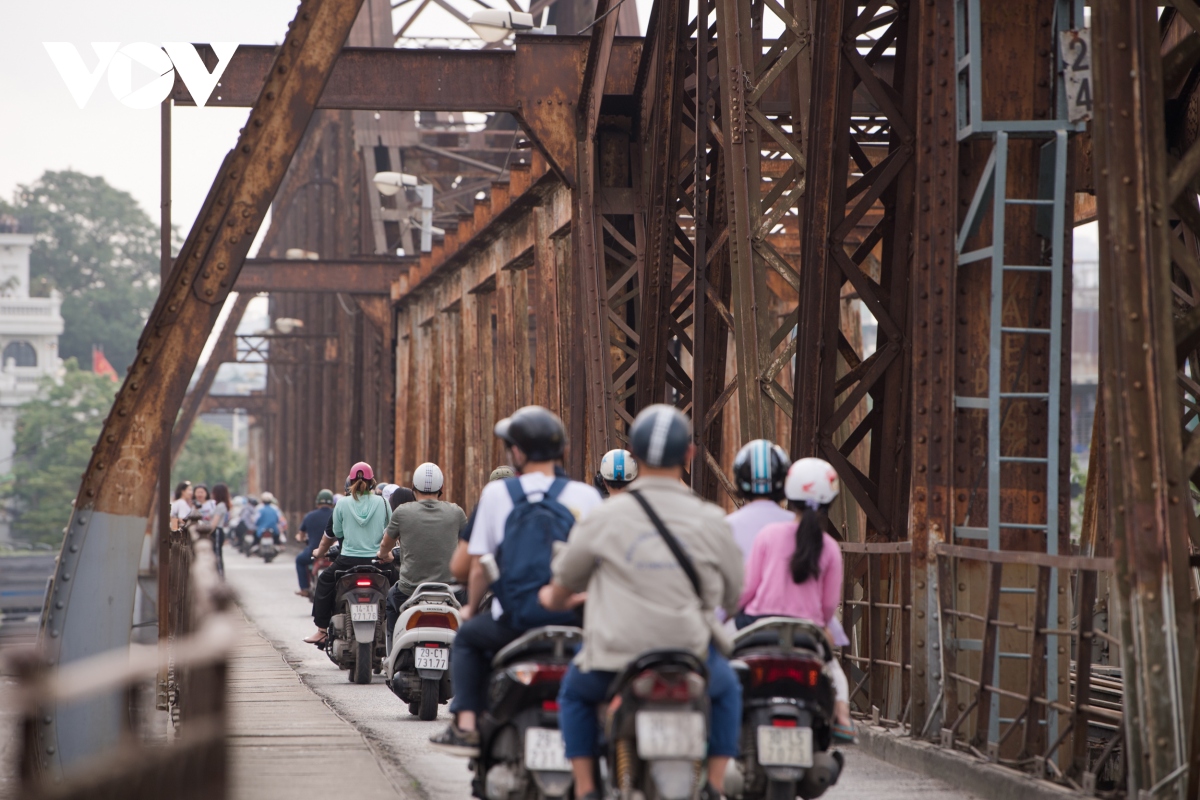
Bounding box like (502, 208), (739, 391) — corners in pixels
(628, 489), (703, 600)
(543, 477), (569, 503)
(504, 476), (527, 506)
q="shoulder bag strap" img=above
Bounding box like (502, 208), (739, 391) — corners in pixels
(628, 489), (703, 600)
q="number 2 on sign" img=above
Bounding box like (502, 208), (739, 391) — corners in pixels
(1060, 29), (1093, 123)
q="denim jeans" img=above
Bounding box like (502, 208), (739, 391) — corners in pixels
(448, 612), (521, 714)
(558, 645), (742, 759)
(296, 545), (315, 590)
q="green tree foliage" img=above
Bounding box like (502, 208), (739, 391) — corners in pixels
(0, 360), (117, 545)
(173, 420), (247, 495)
(0, 170), (162, 374)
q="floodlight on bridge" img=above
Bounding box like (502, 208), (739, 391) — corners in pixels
(372, 171), (419, 196)
(468, 10), (537, 42)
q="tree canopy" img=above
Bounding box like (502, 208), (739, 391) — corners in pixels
(173, 419), (247, 495)
(0, 360), (117, 545)
(0, 170), (163, 374)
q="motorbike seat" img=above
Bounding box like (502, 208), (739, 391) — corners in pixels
(607, 648), (707, 699)
(401, 583), (462, 611)
(334, 564), (387, 581)
(732, 617), (832, 661)
(491, 626), (583, 669)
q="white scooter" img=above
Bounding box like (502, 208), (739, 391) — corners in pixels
(384, 582), (462, 720)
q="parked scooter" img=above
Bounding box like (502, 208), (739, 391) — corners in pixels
(322, 557), (393, 684)
(603, 649), (710, 800)
(471, 626), (582, 800)
(730, 618), (843, 800)
(384, 582), (462, 720)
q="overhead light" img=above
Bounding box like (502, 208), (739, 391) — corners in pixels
(373, 171), (419, 196)
(284, 248), (320, 260)
(468, 9), (535, 42)
(274, 318), (304, 334)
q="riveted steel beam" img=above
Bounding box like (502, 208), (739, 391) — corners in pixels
(234, 257), (415, 293)
(39, 0), (365, 774)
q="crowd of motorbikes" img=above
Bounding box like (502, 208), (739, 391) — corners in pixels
(260, 538), (846, 800)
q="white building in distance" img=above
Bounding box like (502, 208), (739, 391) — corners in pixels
(0, 218), (64, 542)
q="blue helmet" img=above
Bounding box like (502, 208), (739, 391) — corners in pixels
(629, 405), (692, 468)
(733, 439), (790, 499)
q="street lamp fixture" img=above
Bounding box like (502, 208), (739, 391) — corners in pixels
(372, 171), (419, 196)
(467, 10), (556, 42)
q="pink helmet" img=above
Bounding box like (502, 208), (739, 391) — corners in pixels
(346, 461), (374, 482)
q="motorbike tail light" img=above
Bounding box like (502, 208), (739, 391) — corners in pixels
(356, 596), (373, 603)
(542, 700), (559, 712)
(508, 662), (568, 686)
(407, 612), (458, 631)
(630, 670), (701, 703)
(742, 655), (822, 689)
(355, 578), (373, 587)
(772, 718), (798, 728)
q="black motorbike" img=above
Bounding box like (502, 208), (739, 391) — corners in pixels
(604, 649), (710, 800)
(471, 626), (582, 800)
(731, 618), (843, 800)
(321, 545), (393, 684)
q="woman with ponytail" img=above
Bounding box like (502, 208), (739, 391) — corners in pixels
(734, 457), (855, 742)
(305, 461), (391, 645)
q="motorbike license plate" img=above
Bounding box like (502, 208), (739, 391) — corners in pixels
(414, 646), (448, 670)
(349, 604), (378, 622)
(635, 711), (706, 760)
(756, 726), (813, 768)
(524, 727), (571, 772)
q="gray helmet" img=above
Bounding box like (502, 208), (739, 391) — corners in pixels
(629, 404), (692, 468)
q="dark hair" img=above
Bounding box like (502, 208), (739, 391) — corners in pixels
(173, 481), (191, 500)
(192, 484), (209, 504)
(212, 483), (231, 507)
(351, 477), (375, 500)
(787, 502), (829, 584)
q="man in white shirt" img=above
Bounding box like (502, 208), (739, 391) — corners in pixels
(430, 406), (601, 756)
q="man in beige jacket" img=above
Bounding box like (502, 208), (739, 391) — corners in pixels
(539, 404), (743, 800)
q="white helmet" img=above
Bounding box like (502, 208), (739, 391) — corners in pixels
(379, 483), (398, 502)
(600, 449), (638, 482)
(259, 491), (276, 505)
(412, 462), (445, 494)
(784, 458), (839, 507)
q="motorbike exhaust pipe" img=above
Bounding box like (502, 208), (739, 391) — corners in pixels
(797, 750), (842, 799)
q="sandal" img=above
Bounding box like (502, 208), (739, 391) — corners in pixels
(303, 631), (328, 645)
(831, 721), (857, 744)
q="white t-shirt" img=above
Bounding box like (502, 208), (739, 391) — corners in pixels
(468, 472), (602, 619)
(725, 499), (794, 560)
(170, 498), (193, 523)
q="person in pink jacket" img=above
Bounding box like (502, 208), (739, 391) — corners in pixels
(735, 457), (855, 742)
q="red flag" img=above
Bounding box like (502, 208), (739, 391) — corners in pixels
(92, 346), (118, 382)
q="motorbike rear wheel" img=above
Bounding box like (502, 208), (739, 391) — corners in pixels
(351, 641), (372, 684)
(418, 678), (439, 720)
(765, 778), (796, 800)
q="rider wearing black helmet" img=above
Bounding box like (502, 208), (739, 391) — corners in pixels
(726, 439), (793, 559)
(430, 406), (602, 756)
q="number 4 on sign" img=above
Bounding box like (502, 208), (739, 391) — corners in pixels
(1060, 29), (1093, 124)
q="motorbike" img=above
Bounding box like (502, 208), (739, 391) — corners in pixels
(322, 556), (393, 684)
(383, 582), (462, 720)
(471, 626), (582, 800)
(259, 529), (280, 563)
(730, 618), (843, 800)
(603, 648), (710, 800)
(308, 550), (334, 602)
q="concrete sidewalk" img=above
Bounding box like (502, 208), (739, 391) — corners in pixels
(227, 610), (401, 799)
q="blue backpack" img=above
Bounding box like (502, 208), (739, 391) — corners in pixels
(493, 477), (580, 632)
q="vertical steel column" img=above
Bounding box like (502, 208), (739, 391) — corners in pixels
(691, 0), (711, 492)
(157, 95), (173, 711)
(1091, 1), (1197, 794)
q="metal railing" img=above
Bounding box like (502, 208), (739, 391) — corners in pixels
(12, 535), (233, 800)
(839, 540), (1124, 796)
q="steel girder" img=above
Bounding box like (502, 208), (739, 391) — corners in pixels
(37, 0), (366, 774)
(793, 0), (918, 540)
(1092, 2), (1198, 796)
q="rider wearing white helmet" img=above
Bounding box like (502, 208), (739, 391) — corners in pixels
(377, 462), (467, 651)
(593, 448), (638, 497)
(735, 457), (855, 741)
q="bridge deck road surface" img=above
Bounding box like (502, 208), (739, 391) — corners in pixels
(224, 547), (983, 800)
